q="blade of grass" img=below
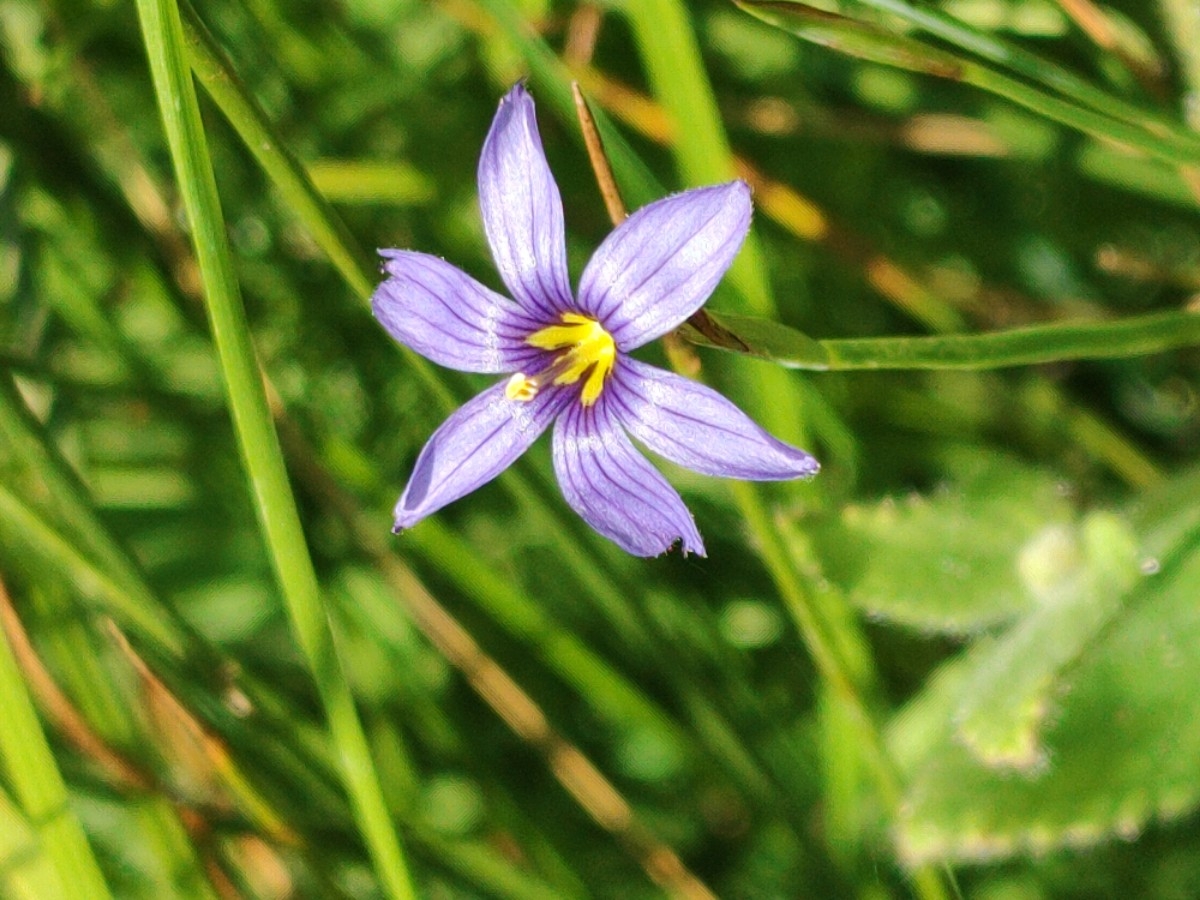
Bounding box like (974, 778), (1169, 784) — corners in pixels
(683, 307), (1200, 370)
(1160, 0), (1200, 130)
(0, 783), (62, 900)
(131, 0), (418, 896)
(0, 375), (188, 657)
(0, 577), (113, 900)
(828, 0), (1200, 152)
(741, 1), (1200, 170)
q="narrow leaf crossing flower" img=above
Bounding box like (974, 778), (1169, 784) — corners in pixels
(372, 84), (818, 557)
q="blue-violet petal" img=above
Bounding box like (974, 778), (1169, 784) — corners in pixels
(394, 381), (567, 529)
(577, 181), (752, 350)
(552, 399), (705, 557)
(374, 250), (545, 374)
(611, 359), (820, 480)
(478, 84), (574, 319)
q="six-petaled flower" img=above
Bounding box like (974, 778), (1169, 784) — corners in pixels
(371, 84), (818, 557)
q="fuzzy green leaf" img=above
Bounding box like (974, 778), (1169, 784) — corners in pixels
(810, 455), (1073, 633)
(953, 511), (1141, 769)
(890, 472), (1200, 865)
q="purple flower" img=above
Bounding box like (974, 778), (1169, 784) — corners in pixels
(372, 84), (818, 557)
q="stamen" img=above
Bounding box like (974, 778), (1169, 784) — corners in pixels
(505, 372), (538, 402)
(511, 313), (616, 407)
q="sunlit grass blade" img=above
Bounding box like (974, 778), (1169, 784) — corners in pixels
(305, 160), (436, 206)
(0, 784), (61, 900)
(683, 308), (1200, 370)
(755, 0), (1200, 152)
(0, 579), (113, 900)
(132, 0), (418, 896)
(612, 0), (820, 454)
(740, 0), (1200, 169)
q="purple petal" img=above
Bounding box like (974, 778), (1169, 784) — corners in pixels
(610, 359), (820, 480)
(577, 181), (752, 350)
(394, 381), (567, 529)
(373, 251), (544, 373)
(478, 84), (573, 319)
(552, 400), (705, 557)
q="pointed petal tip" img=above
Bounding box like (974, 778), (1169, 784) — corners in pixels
(751, 449), (819, 482)
(639, 526), (705, 559)
(479, 81), (573, 318)
(726, 177), (751, 198)
(392, 503), (422, 532)
(502, 80), (532, 104)
(788, 453), (821, 479)
(611, 360), (821, 482)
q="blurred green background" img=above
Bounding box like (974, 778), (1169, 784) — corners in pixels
(2, 0), (1200, 897)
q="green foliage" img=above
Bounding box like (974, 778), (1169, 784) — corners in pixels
(2, 0), (1200, 897)
(893, 471), (1200, 865)
(810, 453), (1073, 633)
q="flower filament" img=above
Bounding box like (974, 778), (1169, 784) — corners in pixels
(505, 313), (616, 407)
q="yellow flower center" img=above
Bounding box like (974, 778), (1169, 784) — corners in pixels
(504, 313), (616, 407)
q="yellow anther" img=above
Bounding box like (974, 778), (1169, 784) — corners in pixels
(518, 313), (616, 407)
(505, 372), (538, 402)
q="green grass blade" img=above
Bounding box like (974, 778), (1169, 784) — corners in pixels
(686, 308), (1200, 370)
(179, 1), (459, 416)
(0, 375), (189, 657)
(0, 586), (113, 899)
(853, 0), (1198, 144)
(741, 0), (1200, 168)
(618, 0), (778, 318)
(131, 0), (418, 896)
